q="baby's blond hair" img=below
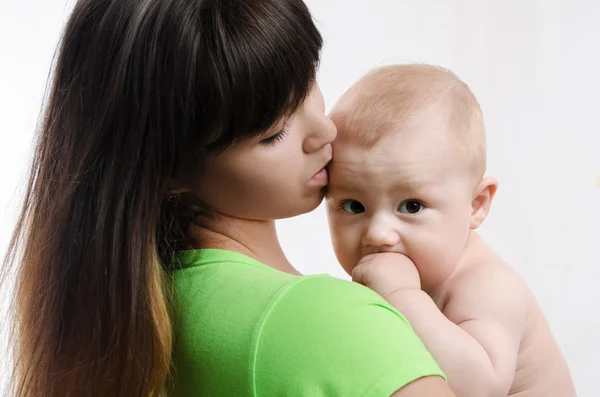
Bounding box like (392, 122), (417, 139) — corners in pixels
(330, 64), (486, 178)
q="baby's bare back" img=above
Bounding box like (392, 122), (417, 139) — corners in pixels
(439, 234), (576, 396)
(507, 292), (576, 396)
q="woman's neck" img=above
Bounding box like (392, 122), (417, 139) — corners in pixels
(191, 214), (301, 275)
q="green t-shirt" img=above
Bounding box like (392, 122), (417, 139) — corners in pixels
(169, 249), (444, 396)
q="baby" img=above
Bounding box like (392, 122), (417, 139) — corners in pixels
(326, 64), (576, 397)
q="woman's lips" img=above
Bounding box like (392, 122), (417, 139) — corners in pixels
(310, 167), (328, 185)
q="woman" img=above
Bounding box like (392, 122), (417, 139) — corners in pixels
(4, 0), (455, 395)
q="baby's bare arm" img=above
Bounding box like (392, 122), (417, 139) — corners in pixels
(356, 254), (528, 397)
(441, 264), (528, 395)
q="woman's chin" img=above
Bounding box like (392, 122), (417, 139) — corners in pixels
(276, 193), (325, 220)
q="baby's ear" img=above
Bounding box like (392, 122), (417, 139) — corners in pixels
(470, 177), (499, 229)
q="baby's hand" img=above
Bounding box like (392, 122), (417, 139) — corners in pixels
(352, 253), (421, 296)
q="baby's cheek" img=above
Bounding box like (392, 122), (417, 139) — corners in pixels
(400, 232), (436, 271)
(416, 238), (461, 287)
(407, 246), (433, 274)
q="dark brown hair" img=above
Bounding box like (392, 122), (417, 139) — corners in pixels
(1, 0), (322, 395)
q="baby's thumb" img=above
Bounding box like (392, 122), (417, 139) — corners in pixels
(352, 254), (378, 286)
(351, 263), (369, 287)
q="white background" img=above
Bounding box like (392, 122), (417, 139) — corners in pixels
(1, 1), (598, 395)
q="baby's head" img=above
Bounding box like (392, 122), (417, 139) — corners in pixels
(326, 64), (498, 292)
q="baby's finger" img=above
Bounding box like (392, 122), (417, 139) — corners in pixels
(356, 253), (377, 268)
(351, 263), (369, 286)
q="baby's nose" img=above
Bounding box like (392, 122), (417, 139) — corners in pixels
(361, 221), (400, 249)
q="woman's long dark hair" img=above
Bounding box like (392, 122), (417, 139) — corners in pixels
(2, 0), (322, 395)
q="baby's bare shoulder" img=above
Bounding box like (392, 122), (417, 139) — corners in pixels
(444, 255), (530, 324)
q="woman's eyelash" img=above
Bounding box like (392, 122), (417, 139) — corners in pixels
(260, 121), (290, 146)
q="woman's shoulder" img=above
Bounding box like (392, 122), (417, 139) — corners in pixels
(171, 249), (443, 396)
(256, 273), (413, 345)
(253, 272), (445, 396)
(172, 247), (409, 330)
(173, 248), (400, 323)
(279, 272), (405, 310)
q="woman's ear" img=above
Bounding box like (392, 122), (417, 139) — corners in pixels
(470, 177), (499, 229)
(168, 168), (194, 195)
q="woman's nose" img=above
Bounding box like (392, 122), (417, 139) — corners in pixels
(303, 115), (337, 153)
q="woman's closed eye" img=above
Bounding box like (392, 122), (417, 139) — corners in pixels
(260, 121), (290, 146)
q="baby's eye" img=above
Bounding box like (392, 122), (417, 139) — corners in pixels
(398, 200), (423, 214)
(341, 200), (365, 214)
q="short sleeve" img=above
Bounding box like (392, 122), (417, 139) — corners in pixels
(253, 276), (445, 397)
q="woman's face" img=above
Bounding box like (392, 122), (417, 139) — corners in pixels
(190, 84), (336, 220)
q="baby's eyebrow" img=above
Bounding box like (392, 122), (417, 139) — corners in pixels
(395, 179), (430, 190)
(327, 183), (363, 196)
(383, 178), (437, 196)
